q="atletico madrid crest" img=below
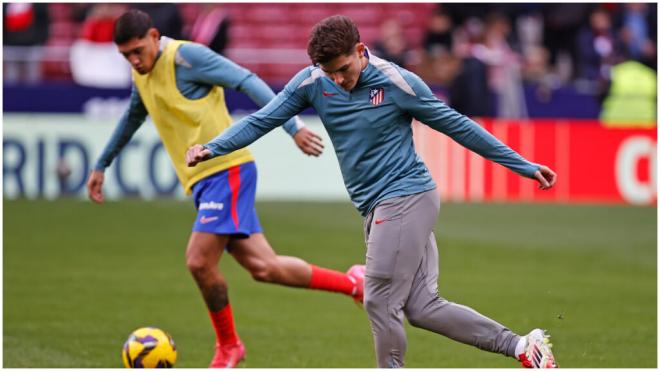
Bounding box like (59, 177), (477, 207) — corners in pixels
(369, 87), (384, 105)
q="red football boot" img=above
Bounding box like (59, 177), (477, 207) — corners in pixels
(209, 341), (246, 368)
(346, 264), (365, 305)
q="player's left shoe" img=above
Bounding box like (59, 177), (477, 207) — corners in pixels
(517, 329), (558, 368)
(346, 264), (365, 305)
(209, 340), (246, 368)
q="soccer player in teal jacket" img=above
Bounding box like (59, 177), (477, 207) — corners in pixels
(187, 16), (558, 368)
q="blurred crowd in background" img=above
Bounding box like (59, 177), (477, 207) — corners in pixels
(3, 3), (657, 124)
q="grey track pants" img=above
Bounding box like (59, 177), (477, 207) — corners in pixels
(362, 190), (520, 368)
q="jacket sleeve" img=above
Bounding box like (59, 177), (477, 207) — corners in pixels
(93, 85), (147, 171)
(203, 68), (312, 157)
(178, 43), (303, 137)
(396, 69), (539, 178)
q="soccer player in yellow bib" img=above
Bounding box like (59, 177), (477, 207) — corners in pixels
(86, 10), (365, 368)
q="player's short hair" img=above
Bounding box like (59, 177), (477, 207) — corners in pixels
(307, 15), (360, 65)
(113, 9), (154, 45)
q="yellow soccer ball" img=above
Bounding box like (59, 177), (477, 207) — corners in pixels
(122, 327), (177, 368)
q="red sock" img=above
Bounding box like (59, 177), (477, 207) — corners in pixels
(208, 304), (239, 346)
(308, 265), (356, 295)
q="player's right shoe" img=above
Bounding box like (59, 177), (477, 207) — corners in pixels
(346, 264), (365, 305)
(209, 340), (246, 368)
(517, 329), (558, 368)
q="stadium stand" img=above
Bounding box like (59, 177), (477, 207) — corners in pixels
(9, 3), (436, 82)
(3, 3), (656, 121)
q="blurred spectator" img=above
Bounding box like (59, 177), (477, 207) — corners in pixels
(615, 3), (657, 69)
(69, 4), (131, 88)
(423, 10), (453, 57)
(522, 45), (551, 84)
(449, 17), (495, 117)
(461, 14), (528, 118)
(189, 4), (231, 55)
(521, 45), (557, 103)
(442, 3), (492, 26)
(600, 60), (656, 127)
(542, 4), (595, 82)
(484, 13), (527, 118)
(516, 8), (558, 102)
(418, 10), (460, 86)
(372, 19), (409, 67)
(575, 7), (620, 102)
(79, 3), (124, 42)
(515, 7), (543, 56)
(133, 3), (183, 40)
(448, 57), (493, 117)
(3, 3), (49, 83)
(3, 3), (49, 45)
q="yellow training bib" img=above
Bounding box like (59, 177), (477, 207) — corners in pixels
(132, 39), (253, 194)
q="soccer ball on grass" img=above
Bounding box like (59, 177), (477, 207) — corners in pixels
(122, 327), (177, 368)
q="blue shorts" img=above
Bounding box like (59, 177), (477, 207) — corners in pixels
(191, 161), (262, 238)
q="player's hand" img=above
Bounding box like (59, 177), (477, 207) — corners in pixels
(86, 170), (105, 204)
(533, 165), (557, 190)
(294, 127), (324, 156)
(186, 144), (212, 167)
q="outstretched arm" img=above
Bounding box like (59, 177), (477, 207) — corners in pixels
(397, 71), (556, 189)
(87, 86), (148, 203)
(178, 44), (323, 156)
(186, 68), (312, 166)
(238, 73), (323, 156)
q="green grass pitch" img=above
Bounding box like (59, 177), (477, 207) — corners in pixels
(3, 199), (656, 367)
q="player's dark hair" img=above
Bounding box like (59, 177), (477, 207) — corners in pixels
(307, 15), (360, 65)
(113, 9), (154, 45)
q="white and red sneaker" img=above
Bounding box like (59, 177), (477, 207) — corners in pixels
(518, 329), (558, 368)
(209, 341), (246, 368)
(346, 264), (365, 305)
